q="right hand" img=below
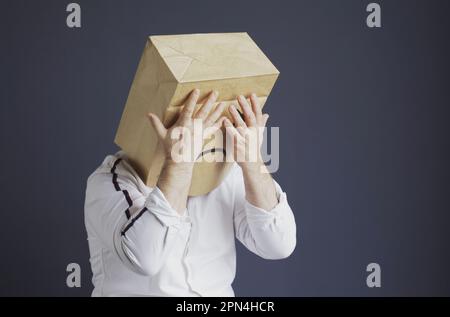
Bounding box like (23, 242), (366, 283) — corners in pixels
(147, 89), (227, 165)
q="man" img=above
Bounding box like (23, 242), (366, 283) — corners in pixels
(84, 89), (297, 296)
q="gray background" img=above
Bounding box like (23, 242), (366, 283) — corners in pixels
(2, 0), (450, 296)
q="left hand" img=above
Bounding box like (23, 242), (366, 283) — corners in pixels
(224, 93), (269, 172)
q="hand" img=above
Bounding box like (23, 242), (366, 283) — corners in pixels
(146, 89), (226, 214)
(225, 93), (278, 210)
(224, 93), (269, 172)
(147, 89), (227, 166)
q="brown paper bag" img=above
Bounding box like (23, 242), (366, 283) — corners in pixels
(115, 32), (279, 196)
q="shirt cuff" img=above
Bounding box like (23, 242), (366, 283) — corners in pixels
(145, 187), (191, 228)
(244, 185), (290, 224)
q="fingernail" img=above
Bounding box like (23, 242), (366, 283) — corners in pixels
(251, 93), (256, 98)
(194, 89), (200, 95)
(213, 90), (218, 96)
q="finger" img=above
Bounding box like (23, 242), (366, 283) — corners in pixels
(228, 104), (247, 128)
(224, 118), (245, 161)
(262, 114), (269, 127)
(205, 116), (227, 138)
(179, 89), (200, 122)
(212, 116), (227, 130)
(237, 95), (257, 127)
(250, 93), (263, 125)
(204, 102), (226, 126)
(224, 118), (243, 141)
(147, 113), (167, 139)
(195, 90), (218, 120)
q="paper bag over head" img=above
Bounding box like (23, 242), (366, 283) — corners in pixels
(115, 32), (279, 196)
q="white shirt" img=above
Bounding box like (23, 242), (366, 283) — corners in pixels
(84, 151), (297, 297)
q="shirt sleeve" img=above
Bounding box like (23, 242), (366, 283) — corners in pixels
(232, 167), (297, 260)
(84, 162), (191, 276)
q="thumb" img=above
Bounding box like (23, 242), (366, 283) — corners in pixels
(147, 113), (167, 139)
(262, 114), (269, 127)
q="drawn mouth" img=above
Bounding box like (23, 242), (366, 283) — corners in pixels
(196, 148), (227, 160)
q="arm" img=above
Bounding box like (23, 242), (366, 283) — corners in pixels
(232, 165), (297, 260)
(224, 94), (279, 211)
(156, 160), (194, 215)
(148, 89), (226, 213)
(84, 162), (190, 276)
(85, 90), (226, 276)
(241, 160), (278, 211)
(226, 93), (297, 259)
